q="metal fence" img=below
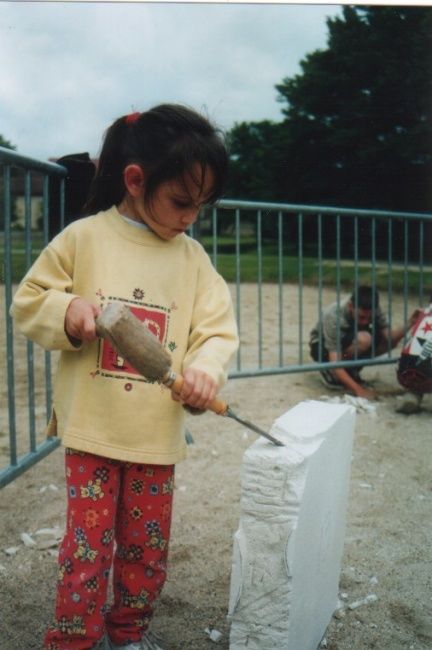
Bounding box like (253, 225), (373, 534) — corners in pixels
(1, 147), (67, 487)
(201, 200), (432, 379)
(1, 145), (432, 486)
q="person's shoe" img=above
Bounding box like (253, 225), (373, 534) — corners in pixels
(395, 392), (423, 415)
(104, 636), (141, 650)
(104, 630), (164, 650)
(140, 631), (164, 650)
(319, 369), (344, 390)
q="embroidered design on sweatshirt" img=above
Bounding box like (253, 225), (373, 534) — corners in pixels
(133, 288), (145, 301)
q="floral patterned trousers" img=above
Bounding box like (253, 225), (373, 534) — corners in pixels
(44, 449), (175, 650)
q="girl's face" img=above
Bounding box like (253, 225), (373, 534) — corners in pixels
(119, 165), (214, 241)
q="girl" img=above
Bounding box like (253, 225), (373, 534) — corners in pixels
(11, 104), (239, 650)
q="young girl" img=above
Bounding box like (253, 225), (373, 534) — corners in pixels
(11, 104), (239, 650)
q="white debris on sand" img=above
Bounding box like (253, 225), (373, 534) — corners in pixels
(39, 483), (59, 493)
(320, 394), (377, 414)
(34, 526), (63, 549)
(4, 546), (19, 556)
(348, 594), (378, 610)
(20, 532), (37, 547)
(204, 627), (223, 643)
(37, 537), (61, 550)
(6, 527), (65, 554)
(34, 527), (62, 537)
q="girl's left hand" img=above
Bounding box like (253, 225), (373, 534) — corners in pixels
(171, 367), (217, 411)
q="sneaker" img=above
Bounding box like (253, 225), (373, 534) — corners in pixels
(319, 369), (344, 390)
(104, 630), (164, 650)
(395, 392), (423, 414)
(140, 631), (164, 650)
(104, 637), (141, 650)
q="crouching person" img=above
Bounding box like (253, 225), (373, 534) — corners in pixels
(309, 285), (419, 400)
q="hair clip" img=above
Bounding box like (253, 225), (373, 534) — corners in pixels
(125, 112), (141, 125)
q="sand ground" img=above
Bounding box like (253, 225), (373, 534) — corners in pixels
(1, 284), (431, 649)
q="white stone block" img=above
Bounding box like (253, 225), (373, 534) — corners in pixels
(228, 400), (356, 650)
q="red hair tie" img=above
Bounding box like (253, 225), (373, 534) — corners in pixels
(125, 112), (140, 125)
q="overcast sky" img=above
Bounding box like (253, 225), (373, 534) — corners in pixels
(0, 2), (344, 161)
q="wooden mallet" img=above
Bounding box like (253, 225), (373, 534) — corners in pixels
(95, 302), (284, 446)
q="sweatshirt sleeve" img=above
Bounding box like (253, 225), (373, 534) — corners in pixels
(182, 249), (239, 388)
(10, 232), (82, 351)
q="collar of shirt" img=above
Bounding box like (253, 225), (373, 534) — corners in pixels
(121, 214), (149, 230)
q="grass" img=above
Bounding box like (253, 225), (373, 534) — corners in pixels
(1, 232), (431, 294)
(209, 252), (431, 294)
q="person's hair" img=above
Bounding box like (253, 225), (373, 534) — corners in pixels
(83, 104), (228, 215)
(350, 285), (379, 310)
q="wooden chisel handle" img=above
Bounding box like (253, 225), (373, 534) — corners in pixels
(162, 370), (228, 416)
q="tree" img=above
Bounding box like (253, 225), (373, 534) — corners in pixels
(275, 6), (432, 213)
(226, 120), (289, 202)
(0, 135), (15, 151)
(225, 121), (300, 241)
(227, 6), (432, 215)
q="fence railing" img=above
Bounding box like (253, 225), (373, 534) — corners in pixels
(198, 199), (432, 378)
(1, 147), (67, 486)
(1, 145), (432, 486)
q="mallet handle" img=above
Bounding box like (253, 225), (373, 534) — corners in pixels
(162, 370), (228, 416)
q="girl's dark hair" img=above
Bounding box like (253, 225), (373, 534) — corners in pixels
(83, 104), (228, 215)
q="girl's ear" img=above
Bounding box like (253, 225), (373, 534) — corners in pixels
(123, 164), (145, 198)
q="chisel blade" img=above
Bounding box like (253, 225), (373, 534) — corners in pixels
(226, 407), (285, 446)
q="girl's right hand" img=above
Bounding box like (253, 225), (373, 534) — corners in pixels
(171, 367), (218, 411)
(65, 297), (101, 343)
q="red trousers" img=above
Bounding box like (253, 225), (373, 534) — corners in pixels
(45, 449), (175, 650)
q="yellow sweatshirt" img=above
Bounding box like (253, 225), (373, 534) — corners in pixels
(11, 206), (238, 465)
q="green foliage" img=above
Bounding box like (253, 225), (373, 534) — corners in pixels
(227, 6), (432, 214)
(0, 134), (15, 151)
(226, 121), (291, 202)
(203, 242), (431, 294)
(0, 232), (44, 283)
(2, 232), (429, 296)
